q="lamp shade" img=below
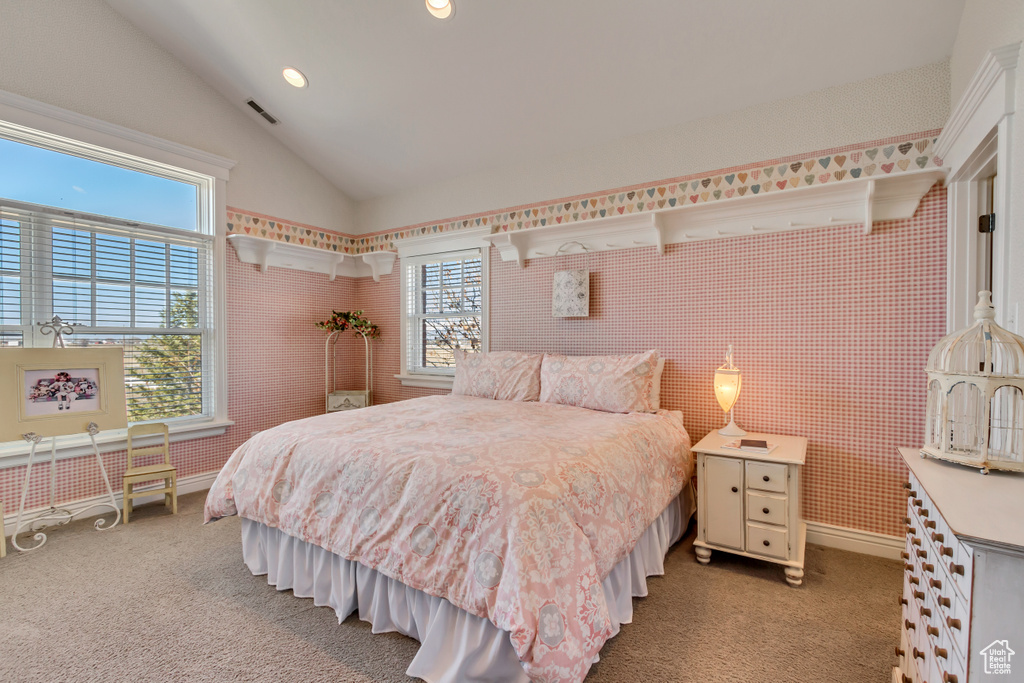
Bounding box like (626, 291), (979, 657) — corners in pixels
(714, 367), (742, 413)
(552, 269), (589, 318)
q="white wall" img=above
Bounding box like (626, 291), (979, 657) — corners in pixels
(950, 0), (1024, 331)
(0, 0), (354, 233)
(356, 61), (951, 235)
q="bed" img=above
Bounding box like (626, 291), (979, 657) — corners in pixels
(205, 391), (693, 683)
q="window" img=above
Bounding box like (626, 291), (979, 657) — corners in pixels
(400, 249), (487, 386)
(0, 121), (222, 438)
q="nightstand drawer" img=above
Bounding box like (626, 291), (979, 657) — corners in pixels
(746, 461), (787, 493)
(746, 521), (788, 559)
(746, 491), (787, 526)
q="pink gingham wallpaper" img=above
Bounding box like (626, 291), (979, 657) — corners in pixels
(2, 137), (946, 541)
(357, 187), (946, 537)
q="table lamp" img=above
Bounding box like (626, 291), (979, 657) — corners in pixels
(714, 344), (746, 436)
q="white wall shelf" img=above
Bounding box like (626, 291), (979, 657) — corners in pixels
(227, 234), (396, 281)
(482, 170), (945, 266)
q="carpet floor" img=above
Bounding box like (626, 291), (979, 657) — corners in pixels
(0, 492), (901, 682)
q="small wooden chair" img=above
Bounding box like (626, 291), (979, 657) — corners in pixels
(123, 423), (177, 523)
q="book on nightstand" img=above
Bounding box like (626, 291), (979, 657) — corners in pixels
(720, 438), (778, 454)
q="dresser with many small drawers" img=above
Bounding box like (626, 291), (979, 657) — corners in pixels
(895, 447), (1024, 683)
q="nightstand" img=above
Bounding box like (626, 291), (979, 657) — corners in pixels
(692, 431), (807, 586)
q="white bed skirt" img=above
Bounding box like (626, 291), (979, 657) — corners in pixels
(240, 484), (695, 683)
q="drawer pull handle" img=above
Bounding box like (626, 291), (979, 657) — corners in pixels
(934, 645), (948, 659)
(929, 578), (942, 590)
(762, 507), (770, 515)
(946, 616), (961, 630)
(762, 475), (770, 482)
(922, 563), (934, 574)
(942, 673), (958, 683)
(904, 619), (915, 630)
(913, 590), (925, 600)
(939, 545), (953, 557)
(762, 540), (770, 547)
(731, 486), (738, 493)
(930, 531), (944, 543)
(950, 564), (965, 576)
(927, 626), (940, 637)
(938, 596), (951, 609)
(913, 647), (926, 659)
(916, 549), (928, 558)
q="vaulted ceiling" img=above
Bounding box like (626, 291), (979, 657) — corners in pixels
(104, 0), (965, 201)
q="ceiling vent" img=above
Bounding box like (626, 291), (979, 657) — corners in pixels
(246, 99), (279, 125)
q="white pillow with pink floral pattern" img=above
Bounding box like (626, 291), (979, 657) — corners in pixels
(452, 350), (543, 401)
(539, 351), (660, 413)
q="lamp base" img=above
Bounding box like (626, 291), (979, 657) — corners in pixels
(718, 416), (747, 437)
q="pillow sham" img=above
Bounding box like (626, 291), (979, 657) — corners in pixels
(539, 350), (660, 414)
(452, 350), (543, 401)
(649, 356), (666, 410)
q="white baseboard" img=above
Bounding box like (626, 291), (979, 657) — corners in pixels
(3, 470), (219, 538)
(806, 521), (903, 560)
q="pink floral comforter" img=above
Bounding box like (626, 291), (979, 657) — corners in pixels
(205, 395), (691, 683)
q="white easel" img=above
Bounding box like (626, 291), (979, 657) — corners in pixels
(8, 316), (121, 552)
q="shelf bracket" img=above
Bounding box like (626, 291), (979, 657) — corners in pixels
(863, 179), (876, 235)
(652, 213), (666, 255)
(361, 251), (397, 282)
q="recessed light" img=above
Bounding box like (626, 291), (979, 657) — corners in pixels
(282, 67), (308, 88)
(425, 0), (454, 20)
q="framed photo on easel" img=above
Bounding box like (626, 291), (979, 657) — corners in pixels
(0, 347), (127, 442)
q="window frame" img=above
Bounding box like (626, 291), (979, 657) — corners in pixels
(0, 91), (235, 468)
(395, 229), (491, 390)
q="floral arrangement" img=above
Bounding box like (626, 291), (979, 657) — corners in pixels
(316, 310), (381, 339)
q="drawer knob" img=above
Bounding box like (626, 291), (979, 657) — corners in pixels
(934, 645), (948, 659)
(946, 616), (961, 630)
(927, 626), (940, 637)
(916, 549), (928, 558)
(909, 576), (920, 585)
(904, 619), (916, 630)
(762, 507), (770, 515)
(911, 537), (922, 546)
(762, 475), (770, 482)
(938, 596), (951, 609)
(913, 590), (925, 600)
(920, 606), (932, 618)
(913, 647), (926, 660)
(901, 551), (910, 560)
(900, 598), (908, 607)
(918, 508), (930, 518)
(903, 676), (913, 683)
(922, 563), (934, 574)
(939, 545), (953, 557)
(904, 563), (914, 572)
(906, 489), (918, 497)
(904, 517), (912, 525)
(942, 673), (958, 683)
(762, 539), (770, 547)
(929, 578), (942, 590)
(902, 482), (912, 489)
(731, 486), (738, 493)
(923, 519), (936, 528)
(950, 563), (965, 576)
(930, 531), (944, 543)
(895, 646), (905, 657)
(912, 498), (922, 506)
(908, 527), (918, 536)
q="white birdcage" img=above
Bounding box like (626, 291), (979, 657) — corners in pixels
(922, 291), (1024, 474)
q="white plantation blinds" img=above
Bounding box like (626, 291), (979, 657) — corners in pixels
(404, 249), (484, 374)
(0, 200), (214, 422)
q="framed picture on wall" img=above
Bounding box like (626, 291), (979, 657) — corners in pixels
(0, 347), (127, 442)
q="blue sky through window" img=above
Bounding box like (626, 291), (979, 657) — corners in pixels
(0, 137), (197, 230)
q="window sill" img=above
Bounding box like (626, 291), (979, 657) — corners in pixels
(0, 418), (234, 470)
(395, 373), (454, 390)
